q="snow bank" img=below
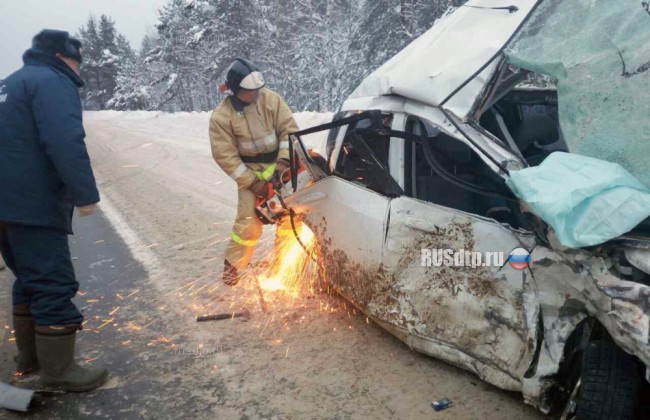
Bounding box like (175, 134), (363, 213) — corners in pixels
(84, 110), (333, 155)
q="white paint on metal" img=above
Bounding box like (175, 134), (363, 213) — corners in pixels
(349, 0), (541, 119)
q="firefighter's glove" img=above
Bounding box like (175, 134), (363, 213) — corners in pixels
(275, 159), (290, 179)
(250, 178), (269, 198)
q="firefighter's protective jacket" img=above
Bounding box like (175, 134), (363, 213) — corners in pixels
(209, 88), (298, 189)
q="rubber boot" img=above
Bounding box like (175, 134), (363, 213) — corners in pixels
(35, 325), (108, 392)
(223, 259), (240, 286)
(13, 304), (39, 375)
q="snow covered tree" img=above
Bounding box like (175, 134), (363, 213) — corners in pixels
(281, 0), (364, 111)
(105, 0), (469, 112)
(106, 60), (151, 111)
(77, 15), (136, 110)
(351, 0), (466, 79)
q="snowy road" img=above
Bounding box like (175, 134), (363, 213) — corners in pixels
(1, 111), (545, 419)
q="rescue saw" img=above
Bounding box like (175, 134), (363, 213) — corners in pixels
(255, 112), (385, 225)
(255, 157), (313, 225)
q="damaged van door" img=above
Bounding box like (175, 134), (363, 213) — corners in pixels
(373, 116), (539, 390)
(285, 112), (402, 302)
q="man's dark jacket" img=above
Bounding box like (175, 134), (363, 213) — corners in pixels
(0, 49), (99, 234)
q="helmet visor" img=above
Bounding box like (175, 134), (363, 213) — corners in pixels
(239, 71), (265, 90)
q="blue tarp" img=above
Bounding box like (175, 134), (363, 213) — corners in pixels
(506, 152), (650, 248)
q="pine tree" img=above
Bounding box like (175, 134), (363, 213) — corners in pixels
(78, 15), (135, 110)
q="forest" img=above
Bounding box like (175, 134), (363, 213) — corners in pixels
(76, 0), (466, 112)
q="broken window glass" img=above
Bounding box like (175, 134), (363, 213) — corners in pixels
(505, 0), (650, 188)
(334, 113), (403, 197)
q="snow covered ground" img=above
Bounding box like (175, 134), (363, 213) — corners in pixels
(85, 110), (333, 157)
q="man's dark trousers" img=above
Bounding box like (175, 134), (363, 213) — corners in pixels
(0, 223), (82, 326)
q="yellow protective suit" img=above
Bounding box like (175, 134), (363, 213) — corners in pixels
(209, 88), (298, 270)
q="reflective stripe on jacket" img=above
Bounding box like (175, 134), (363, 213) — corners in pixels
(209, 88), (298, 189)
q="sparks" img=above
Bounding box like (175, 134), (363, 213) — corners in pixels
(97, 319), (114, 330)
(256, 222), (316, 295)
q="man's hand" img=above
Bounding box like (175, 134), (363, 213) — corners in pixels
(275, 159), (290, 179)
(249, 179), (269, 198)
(76, 203), (98, 217)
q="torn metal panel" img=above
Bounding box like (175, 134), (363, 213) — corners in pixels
(626, 248), (650, 275)
(524, 247), (650, 411)
(349, 0), (541, 119)
(379, 197), (538, 388)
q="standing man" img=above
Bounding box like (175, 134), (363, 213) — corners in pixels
(210, 58), (298, 286)
(0, 29), (108, 391)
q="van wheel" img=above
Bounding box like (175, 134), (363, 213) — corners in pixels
(575, 341), (642, 420)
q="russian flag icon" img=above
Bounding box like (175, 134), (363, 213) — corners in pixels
(508, 248), (531, 270)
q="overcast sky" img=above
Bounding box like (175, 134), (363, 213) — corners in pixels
(0, 0), (169, 78)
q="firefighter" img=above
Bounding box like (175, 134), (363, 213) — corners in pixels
(209, 58), (298, 285)
(0, 29), (108, 391)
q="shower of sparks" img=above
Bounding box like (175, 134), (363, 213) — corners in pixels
(70, 217), (369, 359)
(256, 222), (316, 296)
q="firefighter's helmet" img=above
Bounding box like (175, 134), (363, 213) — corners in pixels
(224, 58), (265, 93)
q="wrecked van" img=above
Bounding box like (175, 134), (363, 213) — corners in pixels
(282, 1), (650, 418)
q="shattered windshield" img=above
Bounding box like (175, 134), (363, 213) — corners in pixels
(505, 0), (650, 188)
